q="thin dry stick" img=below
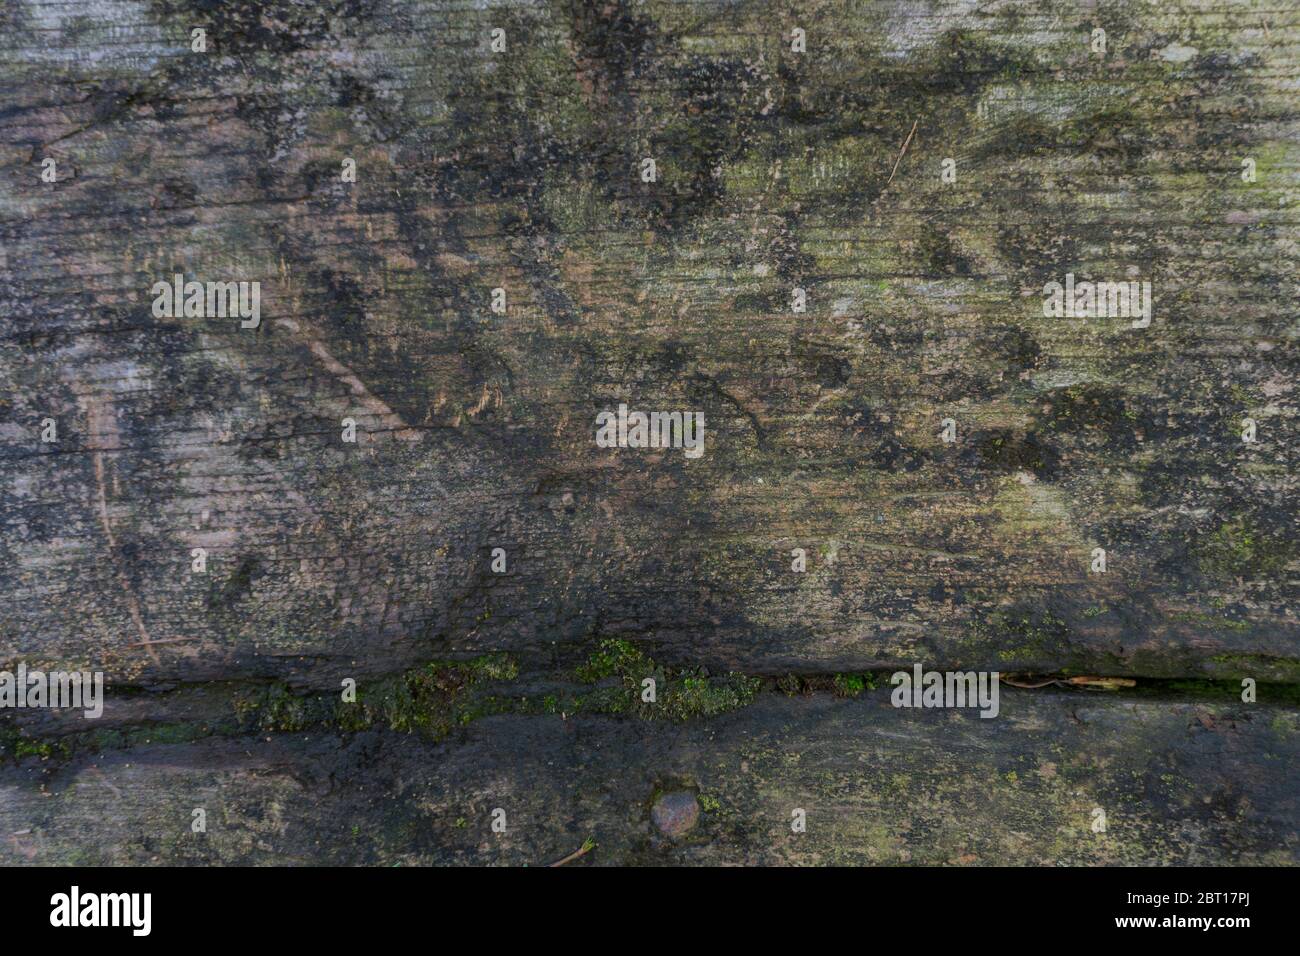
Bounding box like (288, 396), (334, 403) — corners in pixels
(887, 119), (919, 185)
(124, 637), (198, 648)
(1001, 676), (1061, 689)
(548, 838), (596, 867)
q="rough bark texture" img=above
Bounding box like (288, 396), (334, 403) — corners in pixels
(0, 0), (1296, 864)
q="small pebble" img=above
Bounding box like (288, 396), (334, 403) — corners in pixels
(651, 791), (699, 839)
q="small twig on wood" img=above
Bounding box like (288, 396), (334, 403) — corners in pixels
(548, 837), (596, 867)
(124, 637), (198, 648)
(1065, 676), (1137, 690)
(1001, 676), (1061, 689)
(1001, 675), (1138, 690)
(887, 119), (919, 185)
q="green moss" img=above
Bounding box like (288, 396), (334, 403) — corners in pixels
(240, 683), (325, 733)
(0, 727), (68, 761)
(15, 737), (59, 758)
(7, 645), (1295, 770)
(776, 673), (805, 696)
(658, 668), (761, 720)
(201, 653), (525, 742)
(833, 673), (878, 697)
(333, 653), (519, 737)
(572, 638), (760, 721)
(1196, 517), (1295, 580)
(969, 606), (1071, 662)
(575, 639), (649, 683)
(1169, 610), (1251, 632)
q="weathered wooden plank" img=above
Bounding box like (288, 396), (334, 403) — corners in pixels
(1, 0), (1295, 683)
(0, 0), (1296, 864)
(1, 688), (1294, 865)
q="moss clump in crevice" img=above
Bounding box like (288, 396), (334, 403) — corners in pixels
(569, 638), (760, 721)
(575, 638), (650, 684)
(7, 649), (1296, 769)
(233, 653), (521, 739)
(0, 726), (68, 761)
(832, 673), (878, 697)
(336, 653), (519, 736)
(10, 649), (521, 763)
(238, 682), (329, 733)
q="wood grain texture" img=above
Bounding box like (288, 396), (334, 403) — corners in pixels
(0, 0), (1296, 863)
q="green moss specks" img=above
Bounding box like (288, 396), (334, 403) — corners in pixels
(570, 638), (759, 721)
(973, 428), (1059, 477)
(1196, 517), (1295, 580)
(1037, 384), (1145, 453)
(970, 606), (1071, 663)
(1169, 610), (1250, 633)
